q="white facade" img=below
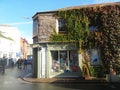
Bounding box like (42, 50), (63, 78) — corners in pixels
(37, 47), (46, 78)
(0, 25), (21, 61)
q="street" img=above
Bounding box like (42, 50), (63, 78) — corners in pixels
(0, 65), (120, 90)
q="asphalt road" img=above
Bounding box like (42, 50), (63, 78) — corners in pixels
(0, 66), (119, 90)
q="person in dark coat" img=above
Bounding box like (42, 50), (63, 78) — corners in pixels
(17, 58), (22, 69)
(1, 56), (6, 73)
(23, 59), (27, 69)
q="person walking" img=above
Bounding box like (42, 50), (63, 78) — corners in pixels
(1, 56), (6, 73)
(23, 59), (27, 69)
(17, 58), (22, 69)
(9, 58), (14, 68)
(11, 59), (14, 68)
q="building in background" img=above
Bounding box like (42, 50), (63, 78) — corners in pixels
(0, 25), (21, 64)
(0, 25), (33, 65)
(20, 37), (27, 59)
(20, 37), (33, 59)
(27, 44), (33, 59)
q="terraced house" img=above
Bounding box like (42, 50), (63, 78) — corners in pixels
(32, 2), (120, 80)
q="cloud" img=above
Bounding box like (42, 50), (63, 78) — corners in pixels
(4, 21), (32, 25)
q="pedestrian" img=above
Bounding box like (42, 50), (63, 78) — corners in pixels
(1, 56), (6, 73)
(9, 58), (14, 68)
(17, 58), (22, 69)
(11, 59), (14, 68)
(23, 59), (27, 69)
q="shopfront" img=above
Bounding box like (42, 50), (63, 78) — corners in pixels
(48, 43), (81, 78)
(33, 43), (82, 78)
(50, 50), (81, 77)
(51, 50), (78, 73)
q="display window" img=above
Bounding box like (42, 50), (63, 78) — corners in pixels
(51, 50), (78, 73)
(69, 51), (78, 72)
(51, 51), (59, 72)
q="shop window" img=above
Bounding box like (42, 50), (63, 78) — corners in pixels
(69, 51), (78, 72)
(60, 51), (67, 72)
(51, 51), (59, 72)
(51, 50), (78, 73)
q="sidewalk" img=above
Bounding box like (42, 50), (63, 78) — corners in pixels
(23, 78), (108, 83)
(21, 65), (108, 83)
(22, 73), (107, 83)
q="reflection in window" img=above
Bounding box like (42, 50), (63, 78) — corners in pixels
(51, 50), (78, 73)
(51, 51), (59, 72)
(69, 51), (78, 72)
(60, 51), (67, 72)
(89, 49), (101, 66)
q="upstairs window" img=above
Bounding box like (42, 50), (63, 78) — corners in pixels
(89, 26), (98, 31)
(33, 19), (38, 37)
(58, 19), (66, 33)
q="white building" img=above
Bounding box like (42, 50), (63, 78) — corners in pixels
(0, 25), (21, 63)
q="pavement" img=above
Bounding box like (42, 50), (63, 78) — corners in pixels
(1, 65), (120, 89)
(22, 71), (120, 89)
(23, 77), (108, 83)
(21, 67), (108, 83)
(20, 65), (120, 85)
(1, 66), (120, 89)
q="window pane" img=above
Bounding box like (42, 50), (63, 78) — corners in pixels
(51, 50), (79, 73)
(51, 51), (59, 72)
(69, 50), (78, 72)
(58, 19), (66, 32)
(60, 51), (67, 72)
(89, 49), (101, 66)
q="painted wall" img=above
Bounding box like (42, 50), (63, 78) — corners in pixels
(0, 25), (21, 60)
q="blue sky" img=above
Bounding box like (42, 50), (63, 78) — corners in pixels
(0, 0), (119, 43)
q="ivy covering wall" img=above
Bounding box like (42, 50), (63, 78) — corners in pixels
(98, 5), (120, 74)
(50, 4), (120, 76)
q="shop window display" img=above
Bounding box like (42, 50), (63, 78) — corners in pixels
(60, 51), (68, 72)
(51, 50), (78, 73)
(51, 51), (59, 72)
(69, 51), (78, 72)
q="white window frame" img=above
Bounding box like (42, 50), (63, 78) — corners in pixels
(56, 18), (66, 33)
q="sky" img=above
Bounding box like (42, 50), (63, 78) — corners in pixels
(0, 0), (119, 44)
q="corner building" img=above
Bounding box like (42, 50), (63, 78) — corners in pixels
(32, 2), (120, 78)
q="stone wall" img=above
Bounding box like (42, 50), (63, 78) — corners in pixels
(37, 13), (56, 42)
(106, 74), (120, 82)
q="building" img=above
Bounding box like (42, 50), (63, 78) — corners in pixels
(20, 37), (28, 59)
(20, 37), (33, 60)
(32, 2), (120, 79)
(0, 25), (21, 64)
(27, 44), (33, 58)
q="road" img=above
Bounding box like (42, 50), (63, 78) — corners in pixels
(0, 65), (119, 90)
